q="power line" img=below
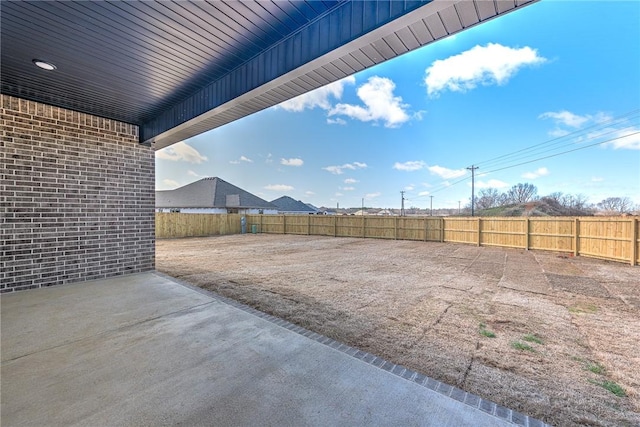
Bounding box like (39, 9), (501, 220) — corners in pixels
(406, 128), (639, 203)
(478, 123), (639, 171)
(475, 109), (640, 170)
(482, 131), (640, 175)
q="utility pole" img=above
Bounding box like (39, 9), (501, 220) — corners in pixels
(361, 197), (364, 213)
(430, 195), (434, 216)
(467, 165), (479, 217)
(458, 201), (461, 215)
(400, 191), (405, 216)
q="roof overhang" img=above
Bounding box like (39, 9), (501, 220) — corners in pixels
(1, 0), (538, 150)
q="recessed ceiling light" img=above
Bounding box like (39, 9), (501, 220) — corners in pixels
(33, 59), (56, 71)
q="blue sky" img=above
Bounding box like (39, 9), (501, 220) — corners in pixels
(156, 0), (640, 210)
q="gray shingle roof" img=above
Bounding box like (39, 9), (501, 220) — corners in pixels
(156, 177), (276, 209)
(270, 196), (318, 213)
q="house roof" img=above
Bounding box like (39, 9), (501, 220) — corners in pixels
(156, 177), (276, 209)
(271, 196), (318, 213)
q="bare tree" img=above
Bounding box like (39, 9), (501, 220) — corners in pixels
(564, 194), (590, 211)
(506, 183), (538, 204)
(597, 197), (633, 213)
(476, 188), (502, 210)
(545, 192), (564, 204)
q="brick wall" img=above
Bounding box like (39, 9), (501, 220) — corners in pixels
(1, 95), (155, 292)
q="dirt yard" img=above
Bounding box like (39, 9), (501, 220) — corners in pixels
(157, 234), (639, 427)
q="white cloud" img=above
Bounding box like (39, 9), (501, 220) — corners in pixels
(281, 158), (304, 167)
(539, 110), (623, 139)
(162, 179), (180, 188)
(305, 191), (315, 196)
(278, 76), (355, 112)
(335, 192), (344, 197)
(548, 128), (571, 138)
(393, 160), (425, 171)
(425, 43), (546, 97)
(405, 185), (415, 191)
(327, 118), (347, 125)
(601, 128), (640, 150)
(521, 167), (549, 179)
(342, 186), (356, 191)
(418, 191), (430, 196)
(365, 192), (382, 199)
(553, 117), (640, 150)
(591, 177), (604, 182)
(266, 153), (273, 164)
(344, 178), (358, 184)
(264, 184), (294, 191)
(474, 179), (509, 189)
(187, 170), (202, 177)
(428, 165), (467, 179)
(329, 76), (411, 128)
(156, 142), (208, 164)
(539, 111), (590, 128)
(322, 162), (368, 175)
(230, 155), (253, 164)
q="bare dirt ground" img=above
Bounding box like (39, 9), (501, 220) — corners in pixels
(157, 234), (639, 427)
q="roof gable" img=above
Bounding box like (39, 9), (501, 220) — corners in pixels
(156, 177), (275, 209)
(271, 196), (317, 212)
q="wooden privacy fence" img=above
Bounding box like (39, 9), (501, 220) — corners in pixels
(156, 213), (639, 266)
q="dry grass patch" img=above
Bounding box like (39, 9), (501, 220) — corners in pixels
(157, 234), (640, 427)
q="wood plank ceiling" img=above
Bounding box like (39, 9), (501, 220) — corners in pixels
(0, 0), (537, 149)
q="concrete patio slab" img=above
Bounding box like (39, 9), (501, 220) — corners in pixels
(1, 272), (543, 426)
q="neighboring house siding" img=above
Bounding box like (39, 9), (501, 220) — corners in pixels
(1, 95), (155, 293)
(278, 210), (315, 215)
(156, 208), (278, 215)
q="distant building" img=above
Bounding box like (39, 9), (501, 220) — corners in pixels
(271, 196), (319, 214)
(376, 209), (396, 216)
(156, 177), (278, 214)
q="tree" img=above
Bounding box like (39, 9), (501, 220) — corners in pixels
(563, 193), (590, 212)
(476, 188), (502, 210)
(506, 183), (538, 204)
(545, 192), (564, 204)
(597, 197), (633, 213)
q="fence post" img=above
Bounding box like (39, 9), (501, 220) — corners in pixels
(525, 218), (530, 250)
(308, 215), (311, 236)
(334, 215), (337, 237)
(394, 216), (398, 240)
(282, 215), (286, 234)
(631, 217), (637, 266)
(573, 218), (579, 257)
(423, 217), (428, 242)
(440, 217), (445, 242)
(260, 214), (263, 233)
(362, 215), (366, 239)
(477, 218), (482, 246)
